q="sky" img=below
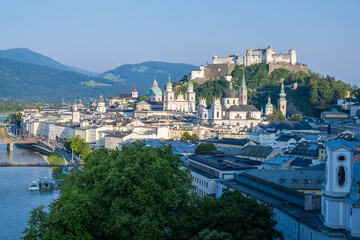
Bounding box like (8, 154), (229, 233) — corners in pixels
(0, 0), (359, 85)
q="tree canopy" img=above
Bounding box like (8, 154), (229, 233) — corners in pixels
(180, 132), (199, 142)
(290, 114), (302, 121)
(194, 143), (217, 155)
(64, 136), (90, 159)
(22, 142), (280, 240)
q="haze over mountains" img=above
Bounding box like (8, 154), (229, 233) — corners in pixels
(0, 48), (197, 102)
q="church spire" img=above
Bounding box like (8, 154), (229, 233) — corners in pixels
(279, 82), (286, 100)
(153, 75), (158, 88)
(241, 71), (246, 89)
(239, 70), (248, 105)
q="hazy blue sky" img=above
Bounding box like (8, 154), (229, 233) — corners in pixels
(0, 0), (359, 85)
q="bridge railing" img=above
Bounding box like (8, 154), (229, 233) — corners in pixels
(0, 162), (73, 167)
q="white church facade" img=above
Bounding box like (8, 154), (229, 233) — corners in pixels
(197, 72), (262, 128)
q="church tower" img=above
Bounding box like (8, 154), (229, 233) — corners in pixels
(265, 95), (273, 116)
(322, 140), (359, 232)
(132, 85), (138, 98)
(72, 99), (80, 123)
(164, 75), (174, 110)
(277, 82), (287, 117)
(211, 97), (222, 121)
(97, 94), (106, 113)
(239, 71), (248, 105)
(186, 80), (196, 112)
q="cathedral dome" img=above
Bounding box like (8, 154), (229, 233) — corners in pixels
(148, 87), (162, 96)
(224, 82), (238, 98)
(148, 78), (163, 96)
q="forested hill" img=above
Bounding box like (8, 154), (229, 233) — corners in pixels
(100, 61), (197, 94)
(0, 57), (119, 102)
(173, 63), (354, 118)
(0, 57), (196, 103)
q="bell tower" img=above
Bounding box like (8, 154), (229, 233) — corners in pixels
(322, 140), (356, 229)
(239, 71), (247, 105)
(277, 81), (287, 117)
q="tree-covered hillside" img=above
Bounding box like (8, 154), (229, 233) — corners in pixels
(0, 57), (117, 102)
(101, 61), (197, 95)
(173, 63), (352, 117)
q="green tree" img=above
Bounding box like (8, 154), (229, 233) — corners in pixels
(356, 109), (360, 118)
(181, 132), (199, 142)
(290, 114), (302, 121)
(23, 143), (281, 240)
(191, 229), (233, 240)
(64, 136), (90, 159)
(23, 142), (194, 239)
(195, 143), (216, 155)
(177, 190), (282, 240)
(22, 206), (48, 240)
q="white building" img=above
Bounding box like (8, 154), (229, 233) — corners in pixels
(216, 139), (360, 239)
(197, 74), (262, 128)
(97, 95), (107, 113)
(163, 76), (196, 112)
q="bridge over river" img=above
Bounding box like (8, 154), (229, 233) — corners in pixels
(0, 140), (38, 152)
(0, 162), (75, 167)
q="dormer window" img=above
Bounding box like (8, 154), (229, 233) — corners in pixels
(305, 179), (312, 185)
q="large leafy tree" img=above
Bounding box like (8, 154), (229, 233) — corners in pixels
(194, 143), (217, 155)
(180, 132), (199, 142)
(22, 143), (281, 240)
(64, 136), (90, 159)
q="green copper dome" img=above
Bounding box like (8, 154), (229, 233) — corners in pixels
(265, 95), (273, 108)
(148, 77), (163, 96)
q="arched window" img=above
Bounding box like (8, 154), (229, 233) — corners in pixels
(233, 100), (235, 104)
(227, 100), (229, 104)
(338, 166), (345, 186)
(217, 111), (219, 118)
(204, 114), (207, 118)
(338, 155), (345, 161)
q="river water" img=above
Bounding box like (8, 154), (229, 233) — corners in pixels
(0, 121), (59, 239)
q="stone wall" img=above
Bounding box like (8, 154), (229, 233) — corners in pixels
(268, 62), (308, 74)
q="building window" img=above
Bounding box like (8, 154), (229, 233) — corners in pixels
(280, 178), (286, 184)
(301, 227), (304, 235)
(217, 111), (219, 118)
(305, 179), (312, 185)
(338, 166), (345, 186)
(309, 231), (313, 240)
(227, 100), (229, 104)
(338, 155), (345, 161)
(287, 218), (290, 227)
(294, 222), (297, 231)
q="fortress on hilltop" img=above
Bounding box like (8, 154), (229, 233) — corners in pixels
(191, 46), (308, 83)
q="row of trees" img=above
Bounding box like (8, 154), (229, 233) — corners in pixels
(22, 143), (281, 240)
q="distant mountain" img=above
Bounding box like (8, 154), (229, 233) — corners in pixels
(0, 48), (99, 76)
(100, 61), (198, 95)
(0, 56), (197, 102)
(0, 57), (118, 102)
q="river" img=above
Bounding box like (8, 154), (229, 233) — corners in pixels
(0, 118), (59, 239)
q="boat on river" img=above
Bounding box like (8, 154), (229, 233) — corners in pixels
(28, 181), (40, 191)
